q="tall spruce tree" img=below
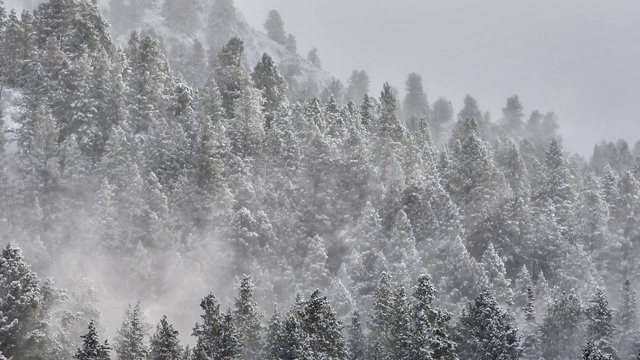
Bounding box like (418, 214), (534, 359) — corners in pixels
(585, 288), (617, 358)
(264, 10), (287, 45)
(233, 276), (263, 360)
(115, 300), (149, 360)
(74, 321), (111, 360)
(150, 315), (182, 360)
(347, 311), (366, 360)
(616, 279), (640, 360)
(453, 290), (521, 359)
(411, 274), (457, 360)
(539, 290), (584, 360)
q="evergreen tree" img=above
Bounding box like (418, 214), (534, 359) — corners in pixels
(585, 288), (617, 358)
(307, 47), (321, 68)
(207, 0), (239, 51)
(0, 244), (60, 359)
(280, 312), (311, 360)
(252, 53), (288, 128)
(454, 290), (521, 359)
(482, 243), (512, 303)
(126, 33), (172, 133)
(263, 308), (284, 360)
(501, 95), (525, 136)
(521, 287), (541, 360)
(387, 210), (419, 285)
(150, 315), (182, 360)
(539, 290), (584, 360)
(538, 138), (577, 240)
(402, 73), (430, 127)
(616, 279), (640, 360)
(431, 97), (453, 141)
(457, 94), (483, 123)
(299, 290), (347, 359)
(285, 33), (297, 53)
(411, 274), (457, 360)
(347, 311), (366, 360)
(582, 339), (614, 360)
(368, 272), (394, 360)
(344, 70), (369, 106)
(74, 321), (111, 360)
(115, 300), (149, 360)
(264, 10), (287, 45)
(214, 37), (249, 120)
(445, 118), (500, 232)
(389, 287), (412, 360)
(378, 82), (404, 143)
(233, 276), (263, 360)
(193, 293), (243, 360)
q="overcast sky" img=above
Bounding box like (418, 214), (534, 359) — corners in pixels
(235, 0), (640, 156)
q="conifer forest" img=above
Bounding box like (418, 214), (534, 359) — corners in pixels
(1, 0), (640, 359)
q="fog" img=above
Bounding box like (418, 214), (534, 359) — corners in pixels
(236, 0), (640, 155)
(2, 0), (640, 358)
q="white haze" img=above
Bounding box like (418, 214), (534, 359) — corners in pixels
(235, 0), (640, 156)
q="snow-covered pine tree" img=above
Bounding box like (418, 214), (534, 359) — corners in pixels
(388, 287), (412, 360)
(345, 70), (369, 106)
(347, 311), (366, 360)
(616, 279), (640, 360)
(214, 37), (250, 120)
(539, 289), (584, 360)
(264, 10), (287, 45)
(453, 289), (521, 359)
(482, 243), (512, 303)
(585, 288), (618, 358)
(378, 82), (404, 143)
(193, 293), (243, 360)
(115, 300), (150, 360)
(150, 315), (182, 360)
(74, 321), (111, 360)
(582, 339), (614, 360)
(501, 95), (525, 137)
(299, 290), (347, 360)
(402, 73), (430, 128)
(411, 274), (456, 360)
(0, 244), (61, 359)
(233, 276), (263, 360)
(387, 210), (420, 286)
(368, 272), (394, 360)
(252, 53), (288, 129)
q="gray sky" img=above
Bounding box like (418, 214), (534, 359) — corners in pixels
(235, 0), (640, 156)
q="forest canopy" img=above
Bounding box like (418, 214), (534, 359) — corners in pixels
(0, 0), (640, 359)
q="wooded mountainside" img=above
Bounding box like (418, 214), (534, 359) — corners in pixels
(1, 0), (640, 359)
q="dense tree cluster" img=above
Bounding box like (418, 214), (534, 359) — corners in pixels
(1, 0), (640, 359)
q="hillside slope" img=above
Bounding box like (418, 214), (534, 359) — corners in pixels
(99, 0), (334, 102)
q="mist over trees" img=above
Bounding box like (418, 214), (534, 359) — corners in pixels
(0, 0), (639, 359)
